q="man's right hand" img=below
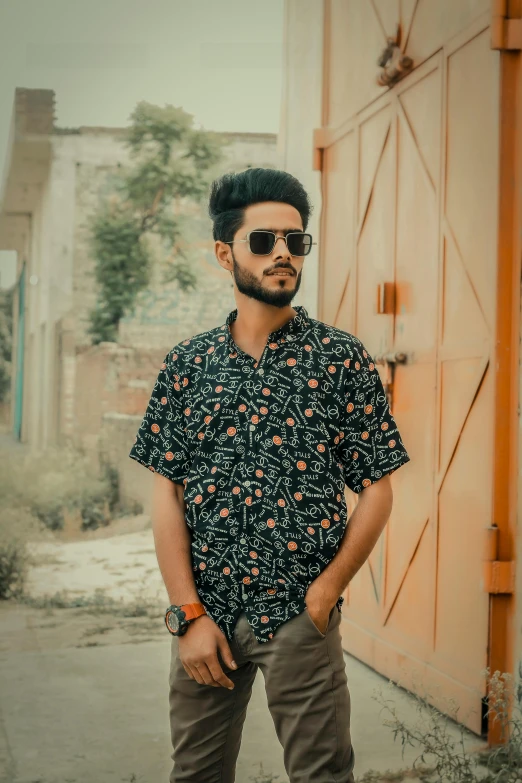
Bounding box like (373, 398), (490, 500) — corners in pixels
(178, 615), (237, 689)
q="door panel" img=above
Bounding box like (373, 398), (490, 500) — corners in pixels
(326, 0), (387, 127)
(356, 108), (395, 357)
(320, 131), (356, 323)
(445, 31), (499, 333)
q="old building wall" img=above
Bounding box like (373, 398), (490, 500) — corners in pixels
(74, 342), (165, 453)
(2, 90), (285, 505)
(69, 129), (280, 352)
(4, 122), (280, 454)
(64, 128), (281, 498)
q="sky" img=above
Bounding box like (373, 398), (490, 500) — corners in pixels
(0, 0), (285, 171)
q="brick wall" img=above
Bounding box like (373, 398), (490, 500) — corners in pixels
(74, 342), (165, 454)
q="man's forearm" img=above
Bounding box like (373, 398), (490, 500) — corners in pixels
(152, 474), (200, 605)
(310, 477), (394, 605)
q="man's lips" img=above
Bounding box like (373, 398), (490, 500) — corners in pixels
(267, 270), (294, 277)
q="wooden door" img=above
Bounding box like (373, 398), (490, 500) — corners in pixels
(316, 1), (505, 735)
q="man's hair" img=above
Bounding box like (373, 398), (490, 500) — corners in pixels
(208, 167), (313, 243)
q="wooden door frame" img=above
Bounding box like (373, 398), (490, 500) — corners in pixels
(490, 19), (522, 745)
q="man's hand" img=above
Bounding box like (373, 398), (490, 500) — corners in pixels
(303, 475), (395, 635)
(304, 579), (338, 635)
(178, 615), (238, 689)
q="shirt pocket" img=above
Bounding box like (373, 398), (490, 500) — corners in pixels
(190, 503), (238, 577)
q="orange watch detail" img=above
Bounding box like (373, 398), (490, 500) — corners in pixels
(181, 602), (207, 621)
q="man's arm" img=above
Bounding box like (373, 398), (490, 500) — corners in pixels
(152, 473), (237, 688)
(152, 473), (200, 605)
(305, 475), (393, 630)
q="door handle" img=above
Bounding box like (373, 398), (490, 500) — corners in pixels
(373, 351), (408, 365)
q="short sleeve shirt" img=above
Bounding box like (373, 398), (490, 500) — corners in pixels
(129, 305), (411, 643)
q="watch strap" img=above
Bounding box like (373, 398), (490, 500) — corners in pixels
(180, 602), (206, 621)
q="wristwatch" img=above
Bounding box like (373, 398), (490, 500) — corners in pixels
(165, 602), (207, 637)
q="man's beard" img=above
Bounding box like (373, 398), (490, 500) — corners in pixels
(231, 250), (302, 307)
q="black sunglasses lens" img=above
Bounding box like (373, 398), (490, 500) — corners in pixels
(287, 233), (312, 256)
(249, 231), (274, 255)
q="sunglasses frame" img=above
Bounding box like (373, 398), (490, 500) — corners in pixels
(224, 230), (316, 257)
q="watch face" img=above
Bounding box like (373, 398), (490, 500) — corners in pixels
(166, 610), (180, 634)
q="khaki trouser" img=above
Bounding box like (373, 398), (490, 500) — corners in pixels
(168, 604), (356, 783)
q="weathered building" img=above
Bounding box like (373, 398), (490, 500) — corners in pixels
(0, 89), (280, 494)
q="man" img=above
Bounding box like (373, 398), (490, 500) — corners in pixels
(129, 167), (411, 783)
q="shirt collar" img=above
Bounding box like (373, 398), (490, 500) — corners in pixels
(224, 304), (309, 352)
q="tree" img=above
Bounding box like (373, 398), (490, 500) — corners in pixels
(88, 102), (228, 344)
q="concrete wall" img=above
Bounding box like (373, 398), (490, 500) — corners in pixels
(279, 0), (325, 320)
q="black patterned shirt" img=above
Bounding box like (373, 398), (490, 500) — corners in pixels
(129, 305), (411, 643)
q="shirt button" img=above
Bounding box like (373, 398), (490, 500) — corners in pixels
(249, 424), (256, 431)
(244, 480), (251, 487)
(240, 537), (247, 544)
(258, 368), (264, 375)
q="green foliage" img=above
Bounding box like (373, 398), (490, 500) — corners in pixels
(88, 101), (228, 344)
(0, 538), (26, 599)
(88, 204), (151, 343)
(0, 507), (37, 600)
(0, 287), (13, 402)
(0, 446), (122, 534)
(22, 587), (162, 618)
(371, 666), (522, 782)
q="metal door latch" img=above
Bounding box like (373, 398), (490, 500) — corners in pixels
(372, 352), (408, 408)
(373, 352), (408, 365)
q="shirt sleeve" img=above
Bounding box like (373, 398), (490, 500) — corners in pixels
(338, 337), (411, 494)
(129, 351), (190, 485)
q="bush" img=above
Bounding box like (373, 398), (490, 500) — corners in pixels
(0, 508), (36, 599)
(22, 586), (163, 618)
(0, 536), (26, 599)
(0, 446), (144, 600)
(0, 446), (122, 532)
(371, 665), (522, 782)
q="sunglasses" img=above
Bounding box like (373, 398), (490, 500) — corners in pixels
(225, 230), (316, 257)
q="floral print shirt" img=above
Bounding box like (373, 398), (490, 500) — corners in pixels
(129, 305), (411, 643)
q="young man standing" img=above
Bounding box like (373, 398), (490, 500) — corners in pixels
(129, 167), (411, 783)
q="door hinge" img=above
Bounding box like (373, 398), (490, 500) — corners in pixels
(376, 281), (396, 314)
(312, 128), (328, 172)
(484, 560), (516, 594)
(491, 1), (522, 50)
(483, 523), (515, 593)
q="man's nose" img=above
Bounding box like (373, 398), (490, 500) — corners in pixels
(273, 236), (290, 255)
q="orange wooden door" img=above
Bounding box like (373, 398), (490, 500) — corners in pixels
(316, 2), (503, 734)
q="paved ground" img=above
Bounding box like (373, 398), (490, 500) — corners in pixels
(0, 519), (488, 783)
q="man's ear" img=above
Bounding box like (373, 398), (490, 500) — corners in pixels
(214, 240), (232, 270)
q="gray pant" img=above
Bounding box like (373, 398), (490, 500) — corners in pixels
(168, 604), (356, 783)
